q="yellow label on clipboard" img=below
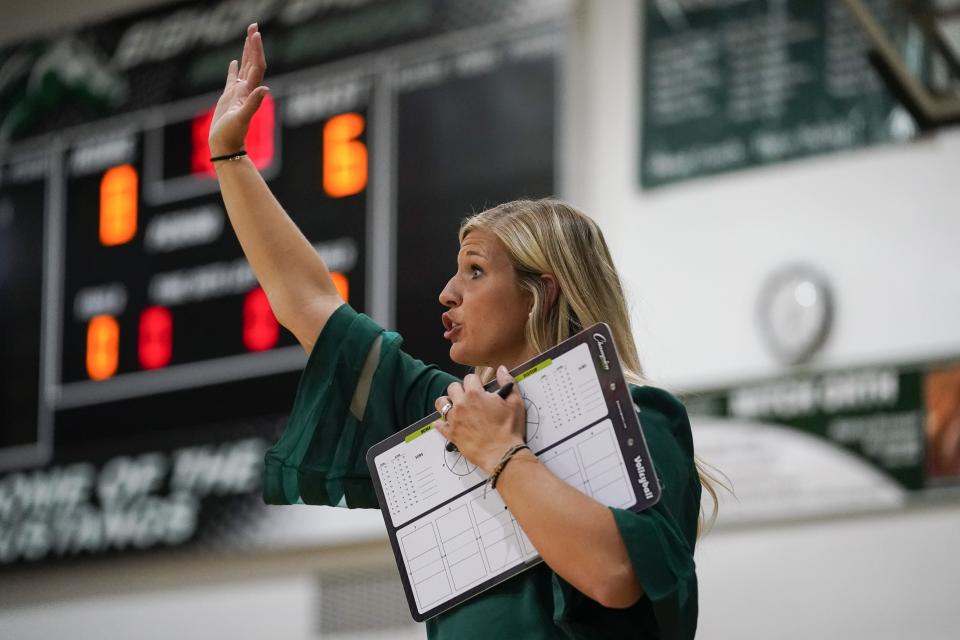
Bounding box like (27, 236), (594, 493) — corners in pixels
(516, 358), (552, 382)
(404, 423), (435, 443)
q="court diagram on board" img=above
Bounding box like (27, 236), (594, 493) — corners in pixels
(442, 446), (477, 477)
(524, 395), (541, 442)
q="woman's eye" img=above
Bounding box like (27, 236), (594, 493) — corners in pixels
(470, 265), (483, 278)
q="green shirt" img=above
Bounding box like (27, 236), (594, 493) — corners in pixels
(264, 305), (701, 639)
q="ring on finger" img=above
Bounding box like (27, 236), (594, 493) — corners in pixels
(439, 402), (453, 421)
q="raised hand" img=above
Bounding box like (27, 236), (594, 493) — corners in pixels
(208, 23), (269, 158)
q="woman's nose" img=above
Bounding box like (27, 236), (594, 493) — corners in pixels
(438, 276), (460, 308)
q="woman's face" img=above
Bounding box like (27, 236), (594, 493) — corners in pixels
(439, 229), (534, 369)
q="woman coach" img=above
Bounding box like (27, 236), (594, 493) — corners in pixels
(209, 23), (713, 640)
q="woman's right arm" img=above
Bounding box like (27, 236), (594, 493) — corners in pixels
(210, 23), (342, 353)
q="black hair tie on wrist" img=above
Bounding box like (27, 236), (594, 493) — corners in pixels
(209, 149), (247, 163)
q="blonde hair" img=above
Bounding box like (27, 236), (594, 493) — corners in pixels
(460, 198), (722, 535)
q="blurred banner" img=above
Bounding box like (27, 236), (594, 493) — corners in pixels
(0, 0), (569, 567)
(640, 0), (917, 188)
(687, 358), (960, 526)
(0, 0), (569, 141)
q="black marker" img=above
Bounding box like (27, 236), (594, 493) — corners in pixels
(444, 382), (515, 452)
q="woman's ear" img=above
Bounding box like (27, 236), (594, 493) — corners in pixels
(540, 273), (559, 311)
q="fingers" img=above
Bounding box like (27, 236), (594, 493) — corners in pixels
(433, 419), (453, 444)
(463, 373), (483, 392)
(238, 24), (255, 80)
(434, 395), (452, 414)
(224, 59), (238, 90)
(495, 365), (515, 390)
(431, 399), (454, 444)
(447, 380), (465, 403)
(238, 85), (269, 121)
(247, 30), (267, 87)
(239, 24), (265, 84)
(238, 32), (250, 81)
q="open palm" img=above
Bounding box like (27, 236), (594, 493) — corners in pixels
(208, 23), (269, 158)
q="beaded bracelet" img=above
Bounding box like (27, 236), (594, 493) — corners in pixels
(209, 149), (247, 163)
(487, 443), (531, 493)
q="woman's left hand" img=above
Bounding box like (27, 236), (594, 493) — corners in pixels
(434, 366), (526, 474)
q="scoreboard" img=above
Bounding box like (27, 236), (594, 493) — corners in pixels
(0, 0), (567, 565)
(58, 94), (366, 393)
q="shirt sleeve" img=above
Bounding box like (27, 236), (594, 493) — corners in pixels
(263, 304), (459, 508)
(551, 385), (701, 640)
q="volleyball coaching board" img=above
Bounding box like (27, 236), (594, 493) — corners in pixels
(366, 323), (662, 621)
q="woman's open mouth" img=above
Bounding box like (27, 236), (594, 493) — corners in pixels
(442, 313), (462, 340)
